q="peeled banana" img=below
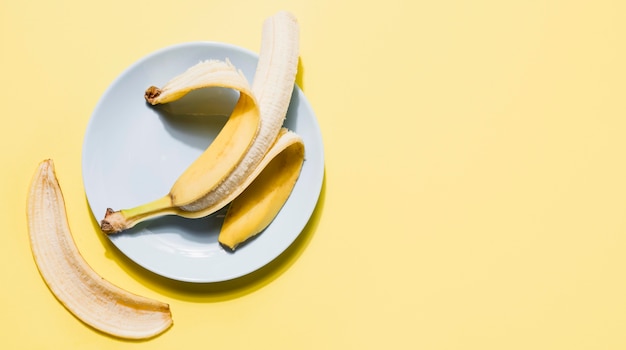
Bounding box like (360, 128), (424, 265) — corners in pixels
(101, 11), (305, 250)
(27, 159), (173, 339)
(101, 59), (261, 233)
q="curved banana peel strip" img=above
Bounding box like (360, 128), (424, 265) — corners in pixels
(27, 160), (173, 339)
(101, 11), (301, 236)
(219, 129), (305, 250)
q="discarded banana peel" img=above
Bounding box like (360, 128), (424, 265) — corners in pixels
(220, 129), (305, 250)
(101, 11), (302, 246)
(27, 159), (173, 339)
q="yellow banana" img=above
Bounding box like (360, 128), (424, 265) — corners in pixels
(100, 11), (303, 249)
(101, 59), (260, 233)
(27, 159), (173, 339)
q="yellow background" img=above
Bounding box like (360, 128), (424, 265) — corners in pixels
(2, 0), (626, 348)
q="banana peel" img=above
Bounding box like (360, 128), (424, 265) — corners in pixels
(220, 129), (305, 250)
(27, 159), (173, 339)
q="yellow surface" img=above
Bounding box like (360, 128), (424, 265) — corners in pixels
(2, 0), (626, 348)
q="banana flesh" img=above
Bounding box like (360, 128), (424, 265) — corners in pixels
(27, 160), (173, 339)
(100, 11), (303, 247)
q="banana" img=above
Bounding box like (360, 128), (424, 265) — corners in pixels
(100, 11), (302, 246)
(101, 59), (261, 233)
(27, 159), (173, 339)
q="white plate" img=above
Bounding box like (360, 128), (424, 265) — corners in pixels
(82, 42), (324, 283)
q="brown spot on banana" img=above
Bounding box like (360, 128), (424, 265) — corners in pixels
(144, 86), (162, 102)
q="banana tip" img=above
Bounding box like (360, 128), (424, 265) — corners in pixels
(219, 242), (236, 253)
(100, 208), (125, 234)
(144, 86), (162, 104)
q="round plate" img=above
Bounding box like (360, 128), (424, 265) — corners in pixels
(82, 42), (324, 283)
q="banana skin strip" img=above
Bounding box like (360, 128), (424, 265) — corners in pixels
(27, 159), (173, 339)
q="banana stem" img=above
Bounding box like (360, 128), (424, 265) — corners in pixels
(101, 195), (173, 234)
